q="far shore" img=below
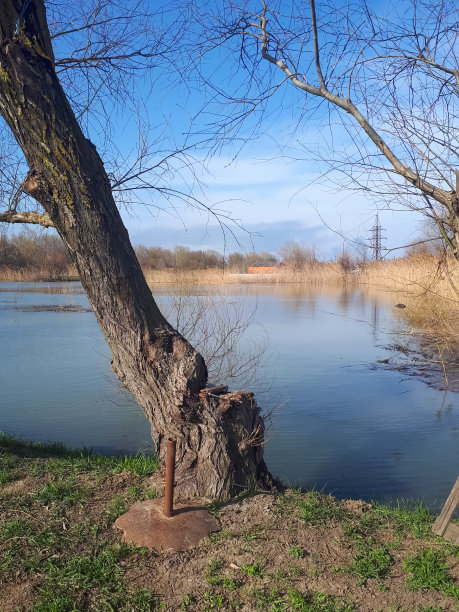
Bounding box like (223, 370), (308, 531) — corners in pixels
(2, 255), (458, 353)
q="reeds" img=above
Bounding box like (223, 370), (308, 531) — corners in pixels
(360, 254), (459, 352)
(0, 265), (78, 282)
(143, 256), (459, 354)
(142, 262), (358, 285)
(2, 255), (458, 350)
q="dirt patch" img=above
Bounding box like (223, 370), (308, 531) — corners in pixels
(1, 476), (42, 496)
(121, 493), (457, 611)
(0, 580), (37, 612)
(1, 446), (458, 611)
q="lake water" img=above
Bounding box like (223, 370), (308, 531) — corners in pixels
(1, 281), (458, 508)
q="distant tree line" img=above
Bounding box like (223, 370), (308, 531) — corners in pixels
(4, 230), (437, 277)
(0, 230), (73, 278)
(0, 231), (370, 276)
(0, 231), (281, 275)
(134, 244), (280, 272)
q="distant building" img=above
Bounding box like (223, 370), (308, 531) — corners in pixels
(248, 265), (278, 274)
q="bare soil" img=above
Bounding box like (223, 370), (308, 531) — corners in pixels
(1, 453), (458, 611)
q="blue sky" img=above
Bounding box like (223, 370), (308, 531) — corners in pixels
(107, 0), (432, 259)
(2, 0), (433, 259)
(121, 146), (426, 258)
(116, 96), (427, 258)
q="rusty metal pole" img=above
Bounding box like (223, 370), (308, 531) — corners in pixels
(163, 438), (176, 517)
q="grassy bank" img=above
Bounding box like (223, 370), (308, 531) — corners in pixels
(1, 434), (458, 611)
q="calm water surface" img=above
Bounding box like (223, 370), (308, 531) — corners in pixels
(1, 281), (458, 507)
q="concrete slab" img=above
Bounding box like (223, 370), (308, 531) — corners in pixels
(114, 498), (220, 552)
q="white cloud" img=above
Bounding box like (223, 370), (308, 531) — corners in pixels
(122, 152), (427, 257)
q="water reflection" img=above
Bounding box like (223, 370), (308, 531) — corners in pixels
(0, 281), (458, 507)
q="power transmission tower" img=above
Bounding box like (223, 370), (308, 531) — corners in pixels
(369, 214), (385, 260)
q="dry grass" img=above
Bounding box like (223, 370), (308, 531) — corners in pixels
(0, 265), (78, 282)
(143, 263), (357, 285)
(3, 255), (458, 351)
(360, 253), (459, 353)
(143, 256), (459, 356)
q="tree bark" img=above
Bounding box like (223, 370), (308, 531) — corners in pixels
(0, 0), (271, 499)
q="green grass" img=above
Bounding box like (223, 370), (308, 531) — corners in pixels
(0, 435), (167, 610)
(127, 484), (158, 501)
(206, 559), (225, 585)
(240, 561), (264, 578)
(250, 588), (354, 611)
(252, 587), (284, 611)
(203, 591), (225, 610)
(0, 453), (18, 485)
(205, 559), (240, 589)
(346, 538), (393, 585)
(403, 547), (459, 599)
(0, 518), (34, 539)
(0, 522), (64, 577)
(222, 576), (241, 589)
(288, 589), (355, 611)
(0, 433), (159, 477)
(33, 479), (86, 507)
(181, 594), (196, 609)
(208, 528), (233, 544)
(241, 524), (266, 543)
(104, 494), (129, 525)
(288, 544), (305, 559)
(0, 516), (163, 610)
(367, 500), (434, 538)
(297, 491), (347, 525)
(33, 543), (165, 611)
(110, 452), (159, 477)
(1, 433), (457, 611)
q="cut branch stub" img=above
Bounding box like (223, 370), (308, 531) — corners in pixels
(151, 391), (273, 501)
(0, 0), (272, 500)
(0, 210), (53, 227)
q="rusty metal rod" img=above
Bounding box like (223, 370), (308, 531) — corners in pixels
(163, 438), (176, 517)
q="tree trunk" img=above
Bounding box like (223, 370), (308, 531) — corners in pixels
(0, 0), (271, 499)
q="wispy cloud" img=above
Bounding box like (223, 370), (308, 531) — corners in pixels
(122, 153), (427, 257)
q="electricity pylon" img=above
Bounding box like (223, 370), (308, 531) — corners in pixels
(369, 214), (385, 260)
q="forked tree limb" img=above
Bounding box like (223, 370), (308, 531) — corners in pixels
(0, 0), (272, 500)
(258, 0), (459, 258)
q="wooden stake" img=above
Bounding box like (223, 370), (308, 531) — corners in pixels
(432, 476), (459, 545)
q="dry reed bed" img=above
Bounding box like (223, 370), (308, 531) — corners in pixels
(360, 254), (459, 350)
(2, 257), (458, 348)
(143, 257), (459, 351)
(0, 265), (78, 282)
(143, 263), (354, 285)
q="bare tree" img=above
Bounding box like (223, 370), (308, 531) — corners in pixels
(278, 241), (317, 270)
(191, 0), (458, 258)
(0, 0), (271, 499)
(162, 292), (268, 389)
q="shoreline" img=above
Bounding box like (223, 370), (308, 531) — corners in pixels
(1, 435), (458, 611)
(2, 272), (458, 394)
